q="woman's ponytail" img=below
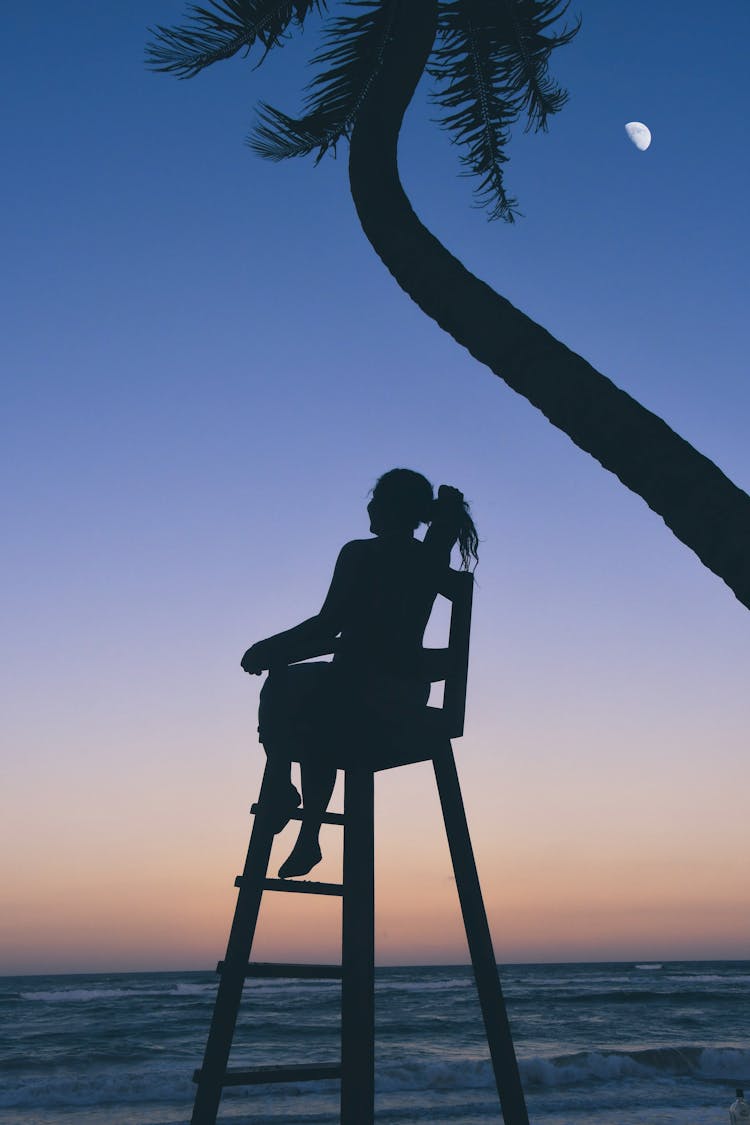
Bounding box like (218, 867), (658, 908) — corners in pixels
(457, 505), (479, 571)
(433, 485), (479, 571)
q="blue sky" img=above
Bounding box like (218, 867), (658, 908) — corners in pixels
(2, 1), (749, 971)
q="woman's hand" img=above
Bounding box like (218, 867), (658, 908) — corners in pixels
(429, 485), (465, 522)
(241, 642), (271, 675)
(437, 484), (464, 505)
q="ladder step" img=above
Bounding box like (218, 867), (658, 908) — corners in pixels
(194, 1062), (341, 1086)
(250, 802), (345, 826)
(233, 874), (344, 896)
(259, 876), (344, 896)
(217, 960), (342, 979)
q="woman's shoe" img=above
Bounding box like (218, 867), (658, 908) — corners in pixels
(278, 838), (322, 879)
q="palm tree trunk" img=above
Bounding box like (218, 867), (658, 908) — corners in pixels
(348, 0), (750, 611)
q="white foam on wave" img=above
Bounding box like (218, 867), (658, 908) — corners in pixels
(634, 963), (663, 971)
(522, 1052), (645, 1086)
(172, 983), (216, 996)
(21, 988), (150, 1003)
(676, 973), (750, 985)
(375, 977), (472, 995)
(22, 983), (216, 1003)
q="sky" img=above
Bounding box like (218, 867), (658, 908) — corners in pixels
(2, 1), (749, 974)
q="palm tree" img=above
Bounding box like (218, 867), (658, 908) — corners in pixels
(147, 0), (750, 611)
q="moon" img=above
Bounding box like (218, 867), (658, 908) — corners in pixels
(625, 121), (652, 151)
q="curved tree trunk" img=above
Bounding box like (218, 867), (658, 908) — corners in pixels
(348, 0), (750, 611)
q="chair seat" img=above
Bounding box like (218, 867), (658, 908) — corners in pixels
(290, 706), (452, 774)
(368, 706), (453, 772)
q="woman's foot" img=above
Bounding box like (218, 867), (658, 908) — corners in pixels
(278, 836), (322, 879)
(267, 782), (301, 834)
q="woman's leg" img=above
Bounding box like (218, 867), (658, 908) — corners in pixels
(261, 743), (302, 833)
(278, 760), (336, 878)
(275, 663), (341, 877)
(257, 672), (302, 832)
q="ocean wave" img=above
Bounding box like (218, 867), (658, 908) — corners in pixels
(20, 988), (165, 1003)
(375, 977), (472, 994)
(19, 984), (217, 1003)
(172, 982), (216, 996)
(19, 981), (350, 1007)
(697, 1047), (750, 1079)
(0, 1068), (194, 1109)
(2, 1045), (748, 1108)
(521, 1045), (750, 1087)
(672, 973), (750, 986)
(535, 988), (733, 1005)
(634, 963), (663, 971)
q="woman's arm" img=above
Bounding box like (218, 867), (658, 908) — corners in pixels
(422, 485), (465, 568)
(241, 542), (360, 674)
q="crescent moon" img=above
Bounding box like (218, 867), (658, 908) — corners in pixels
(625, 121), (652, 151)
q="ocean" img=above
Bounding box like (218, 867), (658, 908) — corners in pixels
(1, 961), (748, 1124)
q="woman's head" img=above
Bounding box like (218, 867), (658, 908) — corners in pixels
(368, 469), (434, 535)
(368, 468), (479, 570)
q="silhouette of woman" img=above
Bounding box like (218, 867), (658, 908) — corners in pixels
(241, 469), (479, 878)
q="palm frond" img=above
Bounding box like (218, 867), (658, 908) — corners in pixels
(251, 103), (334, 160)
(429, 3), (519, 221)
(429, 0), (579, 220)
(250, 0), (399, 162)
(497, 0), (580, 131)
(146, 0), (325, 78)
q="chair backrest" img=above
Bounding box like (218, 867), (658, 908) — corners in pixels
(430, 569), (474, 739)
(285, 568), (474, 741)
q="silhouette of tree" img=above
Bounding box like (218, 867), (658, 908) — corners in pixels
(147, 0), (750, 610)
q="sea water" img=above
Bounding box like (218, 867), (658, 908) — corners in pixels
(1, 961), (748, 1124)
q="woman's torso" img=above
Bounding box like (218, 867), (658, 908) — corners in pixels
(332, 535), (440, 680)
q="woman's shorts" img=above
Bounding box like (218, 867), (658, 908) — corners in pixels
(257, 661), (429, 766)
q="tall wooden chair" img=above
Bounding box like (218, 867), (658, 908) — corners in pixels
(190, 569), (529, 1125)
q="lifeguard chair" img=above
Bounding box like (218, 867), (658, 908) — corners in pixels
(190, 569), (528, 1125)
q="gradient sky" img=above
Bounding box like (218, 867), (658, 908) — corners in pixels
(2, 1), (749, 974)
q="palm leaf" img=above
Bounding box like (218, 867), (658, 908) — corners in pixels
(429, 0), (579, 220)
(496, 0), (580, 131)
(250, 0), (400, 162)
(146, 0), (325, 78)
(430, 3), (519, 221)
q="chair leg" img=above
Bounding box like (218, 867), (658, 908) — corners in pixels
(340, 768), (375, 1125)
(433, 745), (530, 1125)
(191, 761), (278, 1125)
